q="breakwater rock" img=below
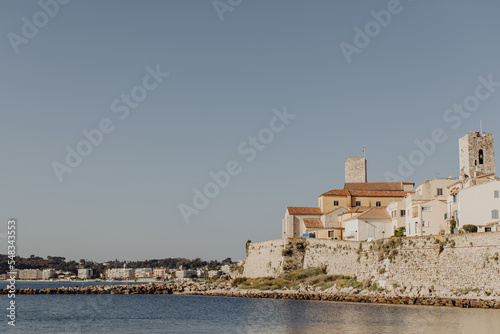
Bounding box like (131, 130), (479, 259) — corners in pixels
(0, 282), (232, 295)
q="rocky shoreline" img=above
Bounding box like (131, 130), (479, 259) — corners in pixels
(2, 282), (500, 309)
(189, 288), (500, 309)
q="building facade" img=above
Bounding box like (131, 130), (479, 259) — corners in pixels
(106, 268), (135, 280)
(77, 268), (93, 280)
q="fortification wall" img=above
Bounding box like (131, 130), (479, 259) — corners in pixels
(244, 232), (500, 294)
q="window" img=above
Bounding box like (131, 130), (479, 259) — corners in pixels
(437, 188), (444, 196)
(495, 191), (499, 199)
(355, 201), (361, 207)
(453, 195), (457, 203)
(334, 201), (339, 206)
(492, 210), (499, 219)
(328, 231), (334, 238)
(479, 149), (484, 165)
(400, 210), (406, 217)
(376, 202), (382, 207)
(444, 213), (448, 220)
(423, 221), (429, 227)
(422, 207), (432, 212)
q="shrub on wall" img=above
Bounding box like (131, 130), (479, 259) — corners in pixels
(462, 225), (478, 233)
(449, 219), (457, 234)
(393, 227), (405, 237)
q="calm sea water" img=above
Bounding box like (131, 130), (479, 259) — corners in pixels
(1, 283), (499, 333)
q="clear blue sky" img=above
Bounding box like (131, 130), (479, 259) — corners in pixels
(1, 0), (499, 262)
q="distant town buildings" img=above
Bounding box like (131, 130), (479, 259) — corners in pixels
(282, 130), (499, 241)
(42, 269), (56, 280)
(175, 270), (197, 279)
(77, 268), (93, 280)
(18, 269), (42, 280)
(106, 268), (135, 280)
(153, 268), (169, 280)
(135, 268), (153, 279)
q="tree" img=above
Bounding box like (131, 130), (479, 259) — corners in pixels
(393, 227), (405, 238)
(449, 219), (457, 234)
(462, 224), (478, 233)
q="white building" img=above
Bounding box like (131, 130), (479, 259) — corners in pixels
(175, 270), (197, 279)
(78, 268), (93, 280)
(42, 269), (56, 280)
(106, 268), (135, 280)
(153, 268), (169, 280)
(450, 180), (500, 230)
(344, 208), (391, 241)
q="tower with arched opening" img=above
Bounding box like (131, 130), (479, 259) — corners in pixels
(459, 131), (495, 177)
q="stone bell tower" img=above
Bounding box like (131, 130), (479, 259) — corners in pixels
(345, 158), (367, 183)
(459, 131), (495, 177)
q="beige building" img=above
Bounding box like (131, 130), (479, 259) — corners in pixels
(18, 269), (42, 280)
(282, 207), (322, 239)
(282, 158), (415, 240)
(404, 178), (457, 237)
(153, 268), (169, 280)
(318, 182), (414, 214)
(387, 200), (407, 233)
(135, 268), (153, 279)
(77, 268), (93, 280)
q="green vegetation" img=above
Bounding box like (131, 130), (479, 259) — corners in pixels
(245, 240), (252, 256)
(454, 287), (490, 296)
(232, 267), (383, 292)
(449, 218), (457, 234)
(375, 238), (402, 262)
(393, 227), (406, 237)
(462, 224), (478, 233)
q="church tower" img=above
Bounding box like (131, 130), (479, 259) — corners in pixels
(345, 158), (367, 183)
(459, 131), (495, 177)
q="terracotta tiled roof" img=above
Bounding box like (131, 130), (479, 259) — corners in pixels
(350, 190), (410, 197)
(287, 207), (322, 215)
(345, 208), (391, 221)
(347, 206), (372, 213)
(303, 219), (323, 228)
(320, 189), (410, 197)
(320, 189), (351, 196)
(344, 182), (411, 191)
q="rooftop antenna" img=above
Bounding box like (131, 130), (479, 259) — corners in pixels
(480, 120), (483, 136)
(363, 146), (366, 159)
